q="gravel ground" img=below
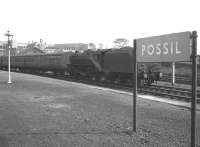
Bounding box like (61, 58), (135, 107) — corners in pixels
(0, 71), (200, 147)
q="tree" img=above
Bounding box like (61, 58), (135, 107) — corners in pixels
(113, 38), (129, 48)
(27, 39), (46, 50)
(88, 43), (96, 50)
(98, 43), (103, 49)
(27, 41), (37, 49)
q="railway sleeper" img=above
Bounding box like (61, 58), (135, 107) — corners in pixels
(138, 89), (194, 102)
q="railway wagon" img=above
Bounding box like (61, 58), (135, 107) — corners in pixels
(0, 56), (9, 69)
(0, 52), (73, 73)
(23, 54), (63, 72)
(0, 55), (26, 69)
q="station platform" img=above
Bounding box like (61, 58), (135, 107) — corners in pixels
(0, 71), (199, 146)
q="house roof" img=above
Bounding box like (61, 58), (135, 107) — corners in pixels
(18, 47), (44, 55)
(53, 43), (88, 49)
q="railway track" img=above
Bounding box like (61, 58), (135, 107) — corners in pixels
(160, 74), (200, 85)
(28, 71), (200, 103)
(138, 85), (200, 103)
(2, 69), (200, 103)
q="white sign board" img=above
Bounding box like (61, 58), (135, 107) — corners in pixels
(136, 32), (191, 62)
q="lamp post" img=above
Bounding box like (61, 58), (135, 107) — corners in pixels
(4, 30), (13, 84)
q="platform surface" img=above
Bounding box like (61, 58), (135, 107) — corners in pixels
(0, 71), (200, 147)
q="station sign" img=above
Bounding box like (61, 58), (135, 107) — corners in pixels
(136, 32), (191, 62)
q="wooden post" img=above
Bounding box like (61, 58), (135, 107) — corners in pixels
(133, 39), (137, 132)
(191, 31), (197, 147)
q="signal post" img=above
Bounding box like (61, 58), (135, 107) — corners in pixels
(4, 30), (13, 84)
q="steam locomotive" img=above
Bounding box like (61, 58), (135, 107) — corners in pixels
(0, 47), (162, 86)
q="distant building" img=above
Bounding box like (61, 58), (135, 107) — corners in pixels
(0, 49), (4, 56)
(3, 48), (17, 56)
(43, 43), (88, 54)
(1, 42), (88, 55)
(15, 42), (28, 54)
(0, 41), (17, 56)
(0, 41), (6, 56)
(0, 41), (6, 47)
(17, 47), (44, 55)
(0, 41), (28, 56)
(43, 47), (58, 54)
(53, 43), (88, 52)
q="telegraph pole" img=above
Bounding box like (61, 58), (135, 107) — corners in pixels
(4, 30), (13, 84)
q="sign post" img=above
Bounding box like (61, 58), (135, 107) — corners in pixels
(134, 31), (197, 146)
(133, 39), (137, 132)
(191, 31), (197, 147)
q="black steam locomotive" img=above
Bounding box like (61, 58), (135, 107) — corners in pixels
(0, 47), (162, 86)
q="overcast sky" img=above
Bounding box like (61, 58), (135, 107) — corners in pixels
(0, 0), (200, 53)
